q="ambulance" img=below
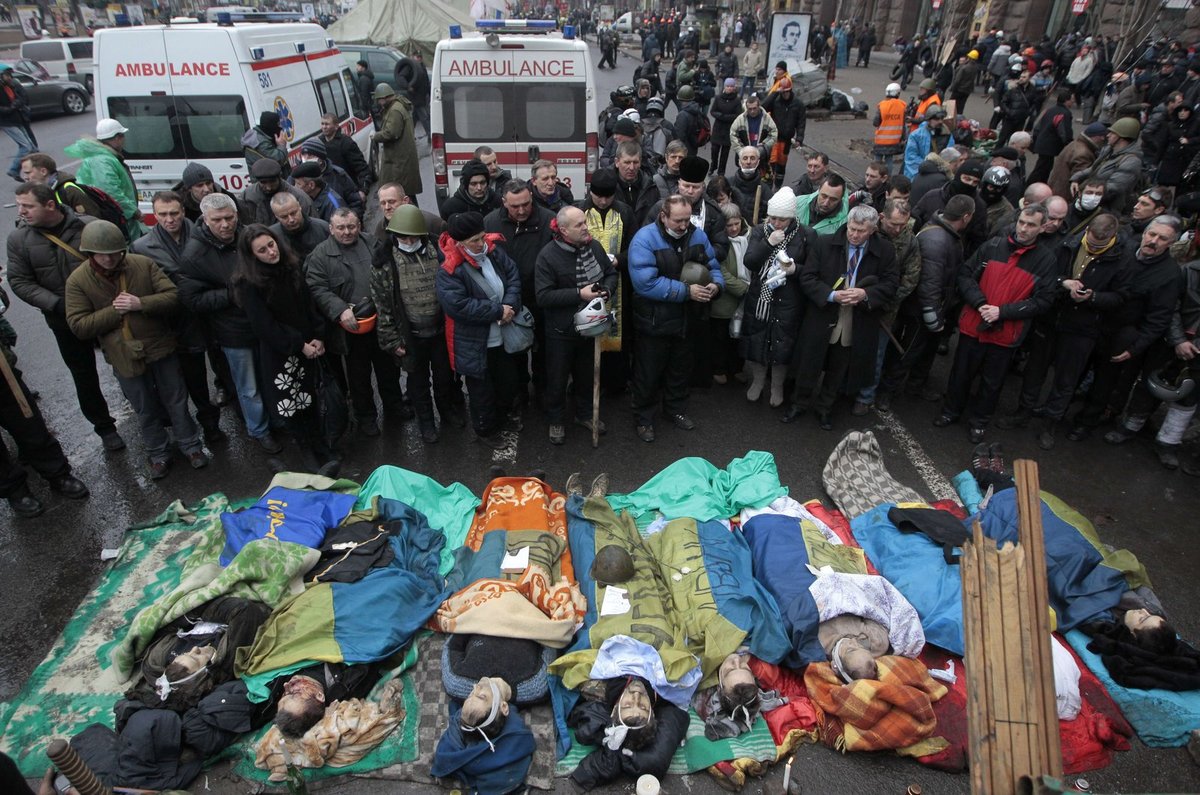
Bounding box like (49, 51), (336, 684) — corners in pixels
(431, 19), (598, 203)
(93, 22), (373, 211)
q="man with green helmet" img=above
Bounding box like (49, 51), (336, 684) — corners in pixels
(64, 220), (210, 479)
(370, 204), (464, 444)
(1071, 117), (1145, 214)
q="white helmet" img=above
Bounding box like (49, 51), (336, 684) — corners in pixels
(574, 297), (611, 337)
(885, 82), (901, 97)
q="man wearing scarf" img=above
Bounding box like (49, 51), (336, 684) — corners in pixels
(65, 220), (208, 479)
(529, 159), (575, 213)
(997, 213), (1131, 449)
(534, 205), (618, 445)
(935, 204), (1058, 443)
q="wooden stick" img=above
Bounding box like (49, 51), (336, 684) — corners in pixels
(0, 352), (32, 418)
(962, 522), (991, 795)
(591, 336), (601, 448)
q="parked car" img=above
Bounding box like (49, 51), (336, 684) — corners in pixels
(19, 37), (95, 93)
(11, 58), (52, 81)
(0, 67), (91, 116)
(338, 43), (405, 93)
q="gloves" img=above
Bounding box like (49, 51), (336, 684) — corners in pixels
(763, 263), (787, 290)
(767, 228), (786, 246)
(848, 189), (871, 207)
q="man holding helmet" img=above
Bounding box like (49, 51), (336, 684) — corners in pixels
(64, 220), (208, 479)
(534, 206), (618, 445)
(371, 205), (464, 444)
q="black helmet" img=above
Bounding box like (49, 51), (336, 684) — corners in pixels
(611, 84), (636, 107)
(982, 165), (1011, 188)
(1147, 363), (1195, 403)
(590, 545), (635, 585)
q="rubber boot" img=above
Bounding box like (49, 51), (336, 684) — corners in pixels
(769, 364), (787, 407)
(746, 362), (767, 402)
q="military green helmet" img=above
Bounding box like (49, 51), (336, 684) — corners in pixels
(387, 204), (428, 237)
(79, 220), (127, 254)
(590, 545), (635, 585)
(1108, 117), (1141, 141)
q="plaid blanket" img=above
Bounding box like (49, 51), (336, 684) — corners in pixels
(804, 655), (948, 753)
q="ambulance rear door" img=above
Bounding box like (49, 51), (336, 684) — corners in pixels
(507, 39), (592, 194)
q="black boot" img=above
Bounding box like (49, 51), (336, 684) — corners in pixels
(1036, 418), (1057, 451)
(8, 485), (44, 517)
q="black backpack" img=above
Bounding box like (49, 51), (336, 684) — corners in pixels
(57, 181), (133, 240)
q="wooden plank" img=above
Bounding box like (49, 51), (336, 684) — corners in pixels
(1014, 459), (1065, 778)
(982, 537), (1014, 794)
(962, 522), (992, 794)
(999, 543), (1034, 789)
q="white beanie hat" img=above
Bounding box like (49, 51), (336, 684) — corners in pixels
(766, 186), (797, 218)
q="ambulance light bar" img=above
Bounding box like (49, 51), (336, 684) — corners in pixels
(475, 19), (557, 34)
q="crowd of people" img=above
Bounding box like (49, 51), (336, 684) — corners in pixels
(2, 20), (1200, 525)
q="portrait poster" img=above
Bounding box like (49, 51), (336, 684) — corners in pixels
(767, 12), (811, 76)
(16, 5), (42, 39)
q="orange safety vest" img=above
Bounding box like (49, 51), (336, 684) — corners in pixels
(911, 93), (941, 131)
(875, 98), (907, 147)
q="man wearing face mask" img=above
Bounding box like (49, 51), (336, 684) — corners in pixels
(1071, 117), (1145, 214)
(979, 166), (1017, 237)
(440, 159), (502, 220)
(371, 205), (464, 444)
(934, 204), (1058, 443)
(534, 206), (618, 445)
(912, 158), (989, 256)
(627, 195), (723, 442)
(730, 146), (775, 223)
(1064, 178), (1106, 236)
(647, 156), (731, 262)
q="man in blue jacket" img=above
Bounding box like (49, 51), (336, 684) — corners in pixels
(903, 105), (947, 179)
(627, 195), (724, 442)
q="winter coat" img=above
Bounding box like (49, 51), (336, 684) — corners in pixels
(242, 182), (313, 227)
(1048, 134), (1099, 199)
(434, 233), (522, 378)
(269, 216), (331, 264)
(729, 110), (778, 155)
(615, 169), (661, 226)
(909, 157), (949, 204)
(177, 222), (256, 348)
(370, 236), (445, 371)
(709, 92), (743, 145)
(1074, 141), (1144, 213)
(132, 218), (207, 351)
(320, 130), (371, 189)
(484, 204), (556, 310)
(1030, 102), (1074, 158)
(64, 137), (144, 234)
(627, 219), (722, 337)
(1150, 110), (1200, 187)
(881, 221), (922, 328)
(1108, 250), (1183, 356)
(1000, 81), (1036, 123)
(170, 183), (253, 226)
(738, 220), (816, 365)
(305, 183), (347, 223)
(912, 182), (989, 257)
(693, 69), (718, 108)
(948, 61), (978, 96)
(396, 56), (430, 106)
(5, 209), (90, 325)
(374, 96), (422, 194)
(795, 191), (849, 237)
(354, 69), (375, 110)
(440, 182), (502, 220)
(956, 231), (1058, 348)
(534, 237), (618, 340)
(673, 100), (708, 156)
(304, 233), (376, 355)
(763, 91), (806, 143)
(240, 126), (290, 178)
(730, 169), (774, 224)
(712, 231), (750, 319)
(715, 51), (738, 80)
(1049, 233), (1132, 338)
(0, 78), (29, 126)
(309, 161), (364, 216)
(794, 228), (898, 392)
(903, 122), (941, 179)
(530, 180), (575, 213)
(64, 254), (179, 377)
(741, 47), (765, 78)
(910, 213), (965, 329)
(1166, 259), (1200, 348)
(646, 196), (731, 262)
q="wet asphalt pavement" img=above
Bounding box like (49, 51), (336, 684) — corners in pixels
(1, 41), (1199, 794)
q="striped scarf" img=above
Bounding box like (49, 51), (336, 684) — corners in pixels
(754, 223), (800, 321)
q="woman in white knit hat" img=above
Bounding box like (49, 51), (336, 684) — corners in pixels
(738, 186), (817, 407)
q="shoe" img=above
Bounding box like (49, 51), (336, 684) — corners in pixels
(1037, 426), (1056, 451)
(575, 417), (607, 435)
(48, 474), (89, 499)
(440, 404), (468, 428)
(256, 433), (283, 454)
(876, 393), (892, 413)
(589, 473), (609, 498)
(986, 442), (1006, 473)
(565, 472), (584, 496)
(668, 413), (696, 431)
(1066, 425), (1090, 442)
(7, 487), (44, 518)
(968, 426), (986, 444)
(996, 409), (1032, 430)
(636, 424), (655, 443)
(504, 412), (524, 433)
(781, 405), (805, 423)
(148, 459), (170, 480)
(549, 424), (566, 445)
(817, 412), (833, 431)
(1155, 443), (1180, 470)
(475, 431), (507, 449)
(851, 401), (870, 416)
(932, 413), (955, 427)
(358, 417), (381, 437)
(202, 424), (227, 444)
(419, 422), (440, 444)
(187, 451), (209, 469)
(1103, 426), (1135, 445)
(919, 387), (943, 402)
(213, 388), (231, 407)
(713, 374), (728, 385)
(318, 459), (341, 478)
(1182, 451), (1200, 478)
(971, 442), (990, 471)
(99, 429), (126, 451)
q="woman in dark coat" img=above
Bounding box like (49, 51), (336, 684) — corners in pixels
(1152, 105), (1200, 188)
(232, 224), (338, 475)
(738, 187), (816, 408)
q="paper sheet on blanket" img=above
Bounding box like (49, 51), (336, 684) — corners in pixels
(502, 546), (530, 573)
(600, 586), (632, 616)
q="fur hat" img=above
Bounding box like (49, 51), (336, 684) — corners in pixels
(678, 155), (709, 183)
(589, 169), (618, 197)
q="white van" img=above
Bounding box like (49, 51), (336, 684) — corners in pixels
(20, 37), (95, 93)
(431, 19), (597, 202)
(613, 12), (635, 35)
(93, 22), (373, 210)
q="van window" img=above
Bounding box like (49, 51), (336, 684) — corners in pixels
(67, 41), (93, 59)
(443, 83), (585, 144)
(523, 84), (584, 141)
(107, 95), (247, 160)
(341, 68), (368, 119)
(315, 74), (348, 121)
(367, 52), (395, 79)
(443, 84), (506, 142)
(21, 42), (64, 62)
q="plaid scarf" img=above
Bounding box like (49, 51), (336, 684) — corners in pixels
(754, 223), (800, 321)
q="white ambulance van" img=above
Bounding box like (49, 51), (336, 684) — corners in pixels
(93, 22), (373, 211)
(431, 19), (597, 203)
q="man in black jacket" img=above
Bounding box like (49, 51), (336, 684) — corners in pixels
(269, 192), (331, 263)
(611, 142), (659, 225)
(354, 60), (374, 115)
(178, 193), (281, 454)
(0, 66), (33, 181)
(912, 159), (989, 256)
(298, 138), (364, 217)
(395, 52), (430, 138)
(534, 205), (618, 444)
(997, 213), (1131, 449)
(762, 78), (806, 189)
(1028, 89), (1075, 185)
(6, 183), (121, 450)
(316, 114), (371, 191)
(439, 159), (501, 219)
(709, 79), (743, 176)
(672, 85), (708, 157)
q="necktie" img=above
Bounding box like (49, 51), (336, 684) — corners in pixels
(847, 246), (861, 287)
